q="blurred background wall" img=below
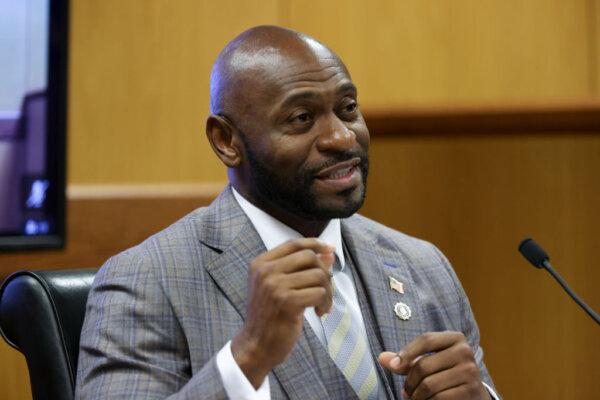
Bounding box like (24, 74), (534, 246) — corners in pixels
(1, 0), (599, 398)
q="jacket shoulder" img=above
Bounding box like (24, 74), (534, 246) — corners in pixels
(95, 206), (212, 280)
(345, 213), (443, 264)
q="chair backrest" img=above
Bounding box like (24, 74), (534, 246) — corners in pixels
(0, 269), (97, 400)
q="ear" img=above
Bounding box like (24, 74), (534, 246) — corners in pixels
(206, 115), (243, 168)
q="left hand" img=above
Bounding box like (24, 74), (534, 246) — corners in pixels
(378, 331), (491, 400)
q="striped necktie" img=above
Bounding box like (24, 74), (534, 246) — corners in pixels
(321, 258), (379, 400)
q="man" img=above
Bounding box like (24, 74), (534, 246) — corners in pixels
(76, 26), (499, 400)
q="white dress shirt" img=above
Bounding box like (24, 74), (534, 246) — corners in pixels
(215, 188), (499, 400)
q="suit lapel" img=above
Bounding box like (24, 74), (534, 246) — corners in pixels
(342, 217), (426, 396)
(200, 187), (349, 399)
(343, 243), (395, 400)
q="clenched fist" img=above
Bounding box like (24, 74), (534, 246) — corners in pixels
(232, 238), (335, 388)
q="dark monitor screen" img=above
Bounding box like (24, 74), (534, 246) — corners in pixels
(0, 0), (67, 250)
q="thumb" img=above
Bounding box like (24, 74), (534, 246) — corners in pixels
(378, 351), (410, 375)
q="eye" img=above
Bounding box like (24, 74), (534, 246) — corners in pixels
(338, 99), (359, 120)
(345, 101), (358, 113)
(288, 109), (314, 124)
(295, 112), (311, 122)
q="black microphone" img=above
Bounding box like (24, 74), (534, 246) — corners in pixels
(518, 238), (600, 326)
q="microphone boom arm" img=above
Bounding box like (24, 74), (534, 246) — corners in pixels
(542, 260), (600, 325)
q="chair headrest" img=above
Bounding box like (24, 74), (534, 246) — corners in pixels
(0, 268), (97, 397)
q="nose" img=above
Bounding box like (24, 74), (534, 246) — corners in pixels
(316, 115), (356, 153)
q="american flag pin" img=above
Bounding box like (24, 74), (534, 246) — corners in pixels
(389, 276), (404, 294)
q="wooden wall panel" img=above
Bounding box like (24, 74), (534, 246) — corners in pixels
(362, 131), (600, 399)
(0, 346), (29, 400)
(591, 0), (600, 95)
(67, 0), (598, 185)
(68, 0), (280, 184)
(285, 0), (594, 107)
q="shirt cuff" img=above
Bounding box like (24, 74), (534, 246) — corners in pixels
(216, 340), (270, 400)
(482, 381), (500, 400)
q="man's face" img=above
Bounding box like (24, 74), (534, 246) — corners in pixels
(233, 45), (370, 221)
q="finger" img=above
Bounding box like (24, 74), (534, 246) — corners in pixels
(312, 265), (333, 316)
(378, 351), (402, 372)
(407, 365), (476, 400)
(273, 248), (332, 274)
(404, 348), (461, 395)
(380, 353), (432, 376)
(283, 269), (333, 313)
(259, 238), (335, 262)
(286, 287), (330, 314)
(282, 268), (331, 290)
(394, 331), (465, 374)
(317, 252), (336, 270)
(414, 382), (483, 400)
(281, 266), (333, 316)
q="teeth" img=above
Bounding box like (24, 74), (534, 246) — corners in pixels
(328, 167), (352, 179)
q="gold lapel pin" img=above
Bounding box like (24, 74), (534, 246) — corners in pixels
(389, 276), (404, 294)
(394, 302), (412, 321)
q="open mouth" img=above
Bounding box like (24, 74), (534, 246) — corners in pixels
(326, 165), (356, 180)
(315, 158), (361, 180)
(314, 158), (362, 191)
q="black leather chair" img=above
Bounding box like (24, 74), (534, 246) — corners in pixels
(0, 269), (97, 400)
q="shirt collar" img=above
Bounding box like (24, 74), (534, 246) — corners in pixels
(232, 187), (345, 269)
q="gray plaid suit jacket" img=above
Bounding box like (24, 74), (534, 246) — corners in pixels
(75, 186), (497, 399)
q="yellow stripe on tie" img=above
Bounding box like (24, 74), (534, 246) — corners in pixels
(320, 259), (379, 400)
(327, 304), (352, 357)
(357, 368), (378, 399)
(342, 332), (367, 379)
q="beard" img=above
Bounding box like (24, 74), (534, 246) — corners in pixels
(243, 139), (369, 221)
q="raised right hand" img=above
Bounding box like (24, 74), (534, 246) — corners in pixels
(231, 238), (335, 388)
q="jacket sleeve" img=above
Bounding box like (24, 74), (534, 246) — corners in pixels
(75, 251), (227, 399)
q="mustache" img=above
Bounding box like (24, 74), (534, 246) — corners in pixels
(307, 149), (369, 176)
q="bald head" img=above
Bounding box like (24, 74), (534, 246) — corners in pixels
(209, 25), (344, 118)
